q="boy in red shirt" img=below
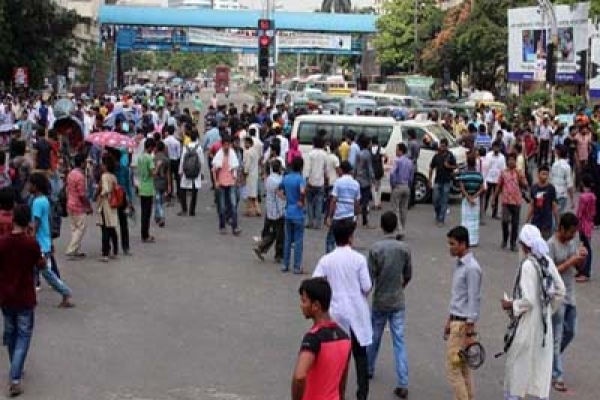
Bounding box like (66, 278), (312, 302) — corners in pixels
(0, 204), (46, 397)
(292, 278), (351, 400)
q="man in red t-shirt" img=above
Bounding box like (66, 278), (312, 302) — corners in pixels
(292, 278), (351, 400)
(0, 204), (46, 397)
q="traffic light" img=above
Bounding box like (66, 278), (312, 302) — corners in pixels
(546, 43), (556, 84)
(576, 49), (587, 77)
(258, 19), (273, 80)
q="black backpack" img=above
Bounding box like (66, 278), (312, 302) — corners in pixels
(372, 147), (384, 180)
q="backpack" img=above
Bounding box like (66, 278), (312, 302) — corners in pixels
(372, 147), (384, 180)
(0, 167), (11, 189)
(110, 183), (125, 209)
(182, 144), (201, 179)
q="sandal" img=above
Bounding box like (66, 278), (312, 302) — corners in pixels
(553, 381), (568, 392)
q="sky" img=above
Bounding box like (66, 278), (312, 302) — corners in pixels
(239, 0), (373, 12)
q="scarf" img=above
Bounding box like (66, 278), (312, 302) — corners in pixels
(212, 148), (239, 171)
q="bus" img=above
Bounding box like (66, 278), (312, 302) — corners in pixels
(385, 75), (435, 100)
(214, 65), (230, 94)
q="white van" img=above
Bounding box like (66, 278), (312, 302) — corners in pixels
(340, 98), (377, 115)
(291, 115), (467, 203)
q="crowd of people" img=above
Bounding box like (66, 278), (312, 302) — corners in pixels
(0, 90), (598, 400)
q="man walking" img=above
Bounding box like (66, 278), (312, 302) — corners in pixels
(138, 138), (157, 243)
(179, 130), (204, 217)
(65, 154), (90, 258)
(355, 135), (375, 228)
(483, 140), (506, 219)
(292, 278), (351, 400)
(253, 160), (285, 263)
(407, 129), (420, 208)
(325, 161), (360, 253)
(429, 138), (457, 227)
(313, 219), (372, 400)
(0, 205), (45, 397)
(367, 212), (412, 399)
(390, 143), (413, 237)
(279, 157), (306, 273)
(304, 135), (328, 229)
(212, 135), (241, 235)
(163, 125), (181, 204)
(550, 144), (574, 214)
(547, 212), (586, 393)
(444, 226), (482, 400)
(526, 165), (559, 240)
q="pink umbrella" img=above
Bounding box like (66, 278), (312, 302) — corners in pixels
(86, 131), (136, 149)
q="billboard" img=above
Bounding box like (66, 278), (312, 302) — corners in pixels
(508, 2), (589, 83)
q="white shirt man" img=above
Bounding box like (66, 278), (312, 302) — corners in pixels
(538, 123), (553, 141)
(164, 133), (182, 162)
(304, 147), (329, 188)
(484, 148), (506, 185)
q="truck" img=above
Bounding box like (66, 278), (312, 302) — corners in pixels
(214, 65), (230, 94)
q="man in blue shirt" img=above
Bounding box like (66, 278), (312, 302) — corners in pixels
(325, 161), (360, 253)
(279, 157), (306, 274)
(29, 173), (73, 307)
(474, 124), (492, 152)
(348, 133), (361, 168)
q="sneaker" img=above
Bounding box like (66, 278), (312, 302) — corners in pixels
(253, 248), (265, 261)
(232, 228), (242, 236)
(9, 382), (23, 397)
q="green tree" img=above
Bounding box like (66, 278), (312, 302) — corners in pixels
(374, 0), (443, 72)
(0, 0), (81, 88)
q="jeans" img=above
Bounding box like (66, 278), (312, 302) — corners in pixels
(140, 195), (153, 240)
(117, 204), (130, 252)
(217, 186), (238, 230)
(433, 182), (451, 223)
(360, 186), (372, 226)
(306, 185), (324, 229)
(257, 217), (284, 259)
(368, 309), (408, 389)
(502, 204), (521, 247)
(283, 218), (304, 272)
(556, 197), (568, 215)
(579, 232), (592, 278)
(154, 190), (165, 221)
(552, 304), (577, 381)
(181, 185), (199, 216)
(169, 159), (180, 198)
(484, 182), (498, 217)
(2, 308), (34, 383)
(351, 329), (369, 400)
(40, 254), (71, 297)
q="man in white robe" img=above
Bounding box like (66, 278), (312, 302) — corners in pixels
(501, 224), (565, 400)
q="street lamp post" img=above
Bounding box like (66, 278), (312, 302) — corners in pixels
(538, 0), (558, 113)
(414, 0), (418, 73)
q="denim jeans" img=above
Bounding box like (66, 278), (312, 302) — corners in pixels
(283, 218), (304, 272)
(306, 185), (324, 229)
(552, 303), (577, 382)
(154, 190), (165, 221)
(217, 186), (238, 230)
(556, 197), (568, 215)
(40, 254), (72, 297)
(360, 186), (372, 226)
(433, 182), (451, 223)
(2, 308), (34, 383)
(368, 309), (408, 389)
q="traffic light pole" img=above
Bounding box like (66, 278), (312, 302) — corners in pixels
(539, 0), (558, 114)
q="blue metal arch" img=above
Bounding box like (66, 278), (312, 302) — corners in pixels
(99, 5), (377, 33)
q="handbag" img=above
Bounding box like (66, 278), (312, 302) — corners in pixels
(109, 181), (125, 209)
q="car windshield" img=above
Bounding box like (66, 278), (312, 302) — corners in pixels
(426, 124), (458, 147)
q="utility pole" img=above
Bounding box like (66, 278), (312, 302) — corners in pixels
(413, 0), (418, 73)
(539, 0), (558, 114)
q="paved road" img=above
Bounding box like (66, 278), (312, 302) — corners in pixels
(2, 91), (599, 399)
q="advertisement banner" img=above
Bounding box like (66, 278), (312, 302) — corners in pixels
(508, 2), (589, 83)
(589, 21), (600, 98)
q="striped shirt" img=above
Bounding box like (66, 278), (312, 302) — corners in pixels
(458, 170), (484, 196)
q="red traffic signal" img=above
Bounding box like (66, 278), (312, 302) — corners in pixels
(259, 35), (270, 47)
(258, 19), (271, 30)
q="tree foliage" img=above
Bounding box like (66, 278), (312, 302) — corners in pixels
(120, 51), (235, 78)
(374, 0), (443, 72)
(0, 0), (81, 88)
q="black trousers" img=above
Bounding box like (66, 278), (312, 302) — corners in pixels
(140, 195), (153, 240)
(117, 204), (130, 252)
(360, 186), (372, 226)
(502, 204), (521, 247)
(484, 182), (498, 217)
(350, 329), (369, 400)
(101, 225), (118, 256)
(169, 159), (180, 199)
(538, 139), (550, 166)
(180, 183), (198, 215)
(257, 217), (284, 258)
